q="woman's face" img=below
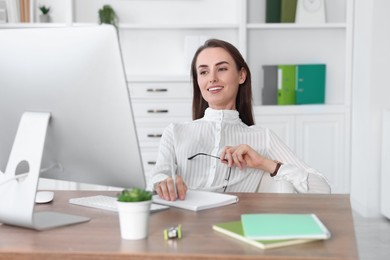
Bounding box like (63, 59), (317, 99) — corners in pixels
(195, 47), (246, 110)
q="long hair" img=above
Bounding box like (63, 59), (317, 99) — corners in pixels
(190, 39), (254, 126)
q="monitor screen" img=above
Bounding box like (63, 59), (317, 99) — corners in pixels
(0, 26), (146, 190)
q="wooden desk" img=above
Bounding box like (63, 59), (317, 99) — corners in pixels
(0, 191), (358, 260)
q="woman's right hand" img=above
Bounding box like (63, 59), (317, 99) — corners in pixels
(155, 175), (187, 201)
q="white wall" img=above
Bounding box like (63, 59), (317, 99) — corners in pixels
(73, 0), (239, 24)
(350, 0), (390, 217)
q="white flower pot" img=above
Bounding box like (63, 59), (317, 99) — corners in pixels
(116, 200), (151, 240)
(39, 14), (50, 23)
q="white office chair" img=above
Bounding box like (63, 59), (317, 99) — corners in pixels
(257, 173), (331, 194)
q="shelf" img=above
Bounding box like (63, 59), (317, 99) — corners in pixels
(0, 23), (70, 28)
(118, 23), (240, 30)
(247, 23), (347, 30)
(253, 104), (349, 115)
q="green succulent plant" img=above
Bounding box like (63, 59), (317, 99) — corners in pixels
(117, 188), (153, 202)
(98, 5), (118, 29)
(39, 5), (50, 15)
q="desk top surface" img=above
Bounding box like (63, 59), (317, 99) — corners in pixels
(0, 191), (358, 260)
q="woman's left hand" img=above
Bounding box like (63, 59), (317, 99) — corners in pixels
(220, 144), (264, 170)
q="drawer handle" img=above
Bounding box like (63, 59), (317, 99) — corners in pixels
(147, 88), (168, 92)
(147, 109), (169, 113)
(147, 161), (156, 165)
(147, 134), (163, 138)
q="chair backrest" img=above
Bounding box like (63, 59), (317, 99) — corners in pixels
(257, 172), (331, 194)
(257, 174), (295, 193)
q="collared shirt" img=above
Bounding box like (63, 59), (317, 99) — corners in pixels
(150, 108), (330, 193)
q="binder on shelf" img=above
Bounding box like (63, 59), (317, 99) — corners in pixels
(262, 65), (278, 105)
(296, 64), (326, 104)
(265, 0), (281, 23)
(280, 0), (297, 23)
(277, 65), (296, 105)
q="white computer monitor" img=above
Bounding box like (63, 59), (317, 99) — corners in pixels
(0, 25), (146, 189)
(0, 26), (146, 229)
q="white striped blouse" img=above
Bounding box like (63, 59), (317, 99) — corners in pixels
(150, 108), (330, 193)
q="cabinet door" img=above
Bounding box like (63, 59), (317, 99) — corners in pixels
(255, 115), (295, 150)
(295, 114), (346, 193)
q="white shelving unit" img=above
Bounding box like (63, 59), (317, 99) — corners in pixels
(1, 0), (353, 193)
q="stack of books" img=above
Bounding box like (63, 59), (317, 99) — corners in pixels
(266, 0), (326, 24)
(266, 0), (297, 23)
(212, 213), (331, 250)
(262, 64), (326, 106)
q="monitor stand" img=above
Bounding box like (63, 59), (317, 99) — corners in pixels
(0, 112), (90, 230)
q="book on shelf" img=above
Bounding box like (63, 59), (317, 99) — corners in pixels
(280, 0), (297, 23)
(213, 220), (316, 250)
(241, 213), (331, 240)
(296, 64), (326, 104)
(265, 0), (281, 23)
(0, 1), (6, 23)
(152, 190), (239, 211)
(277, 64), (296, 105)
(4, 0), (20, 23)
(19, 0), (30, 23)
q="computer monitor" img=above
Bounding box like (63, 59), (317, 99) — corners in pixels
(0, 26), (146, 229)
(0, 25), (146, 189)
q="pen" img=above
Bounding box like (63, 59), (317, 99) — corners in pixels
(171, 157), (178, 199)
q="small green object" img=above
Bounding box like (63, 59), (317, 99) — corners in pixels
(98, 5), (118, 29)
(39, 5), (50, 15)
(117, 188), (152, 202)
(164, 225), (182, 240)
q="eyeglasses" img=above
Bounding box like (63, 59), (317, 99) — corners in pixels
(188, 153), (231, 192)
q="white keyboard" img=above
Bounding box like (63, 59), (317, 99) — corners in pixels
(69, 195), (169, 212)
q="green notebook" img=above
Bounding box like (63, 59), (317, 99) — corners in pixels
(296, 64), (326, 104)
(241, 213), (331, 240)
(213, 221), (316, 250)
(277, 65), (296, 105)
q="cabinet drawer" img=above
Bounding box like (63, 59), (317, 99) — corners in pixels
(141, 150), (158, 173)
(129, 82), (192, 99)
(140, 149), (158, 190)
(137, 125), (167, 148)
(132, 101), (192, 119)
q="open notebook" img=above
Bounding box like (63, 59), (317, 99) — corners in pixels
(152, 190), (239, 211)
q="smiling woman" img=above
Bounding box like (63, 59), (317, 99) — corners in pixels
(191, 39), (254, 126)
(151, 39), (331, 202)
(195, 47), (245, 111)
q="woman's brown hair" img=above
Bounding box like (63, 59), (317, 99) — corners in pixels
(190, 39), (254, 126)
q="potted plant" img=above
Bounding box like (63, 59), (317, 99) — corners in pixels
(98, 5), (118, 29)
(116, 188), (153, 240)
(39, 5), (50, 23)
